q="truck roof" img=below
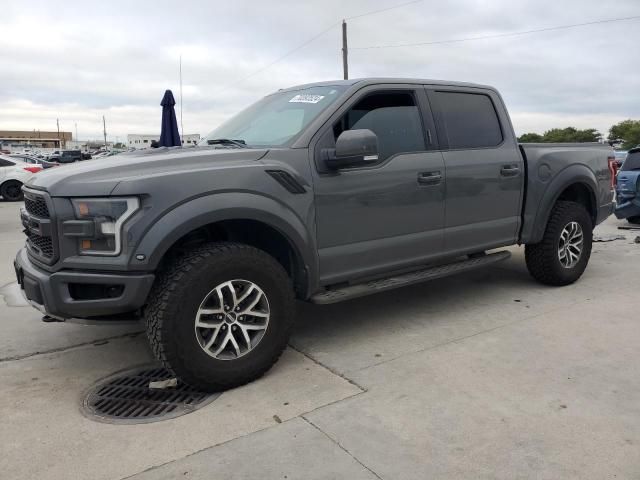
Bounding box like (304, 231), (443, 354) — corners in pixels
(279, 77), (495, 92)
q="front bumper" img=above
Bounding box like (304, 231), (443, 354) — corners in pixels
(14, 248), (155, 319)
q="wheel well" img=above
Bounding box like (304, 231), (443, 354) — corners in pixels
(556, 183), (596, 224)
(159, 219), (307, 297)
(0, 179), (22, 188)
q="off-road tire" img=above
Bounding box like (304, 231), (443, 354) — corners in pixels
(525, 201), (593, 286)
(628, 216), (640, 225)
(1, 180), (23, 201)
(145, 242), (295, 392)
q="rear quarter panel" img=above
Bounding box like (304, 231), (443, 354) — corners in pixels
(519, 143), (614, 244)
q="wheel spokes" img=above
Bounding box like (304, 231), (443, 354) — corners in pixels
(194, 279), (270, 360)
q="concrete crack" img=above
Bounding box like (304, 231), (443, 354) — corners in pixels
(302, 416), (384, 480)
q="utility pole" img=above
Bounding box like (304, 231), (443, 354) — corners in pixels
(56, 118), (60, 149)
(102, 115), (108, 150)
(342, 20), (348, 80)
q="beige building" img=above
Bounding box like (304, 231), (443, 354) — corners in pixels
(0, 130), (72, 149)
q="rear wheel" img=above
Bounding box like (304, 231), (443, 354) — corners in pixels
(1, 180), (23, 201)
(525, 201), (593, 286)
(145, 242), (295, 392)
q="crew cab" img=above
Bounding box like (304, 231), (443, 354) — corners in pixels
(14, 78), (615, 391)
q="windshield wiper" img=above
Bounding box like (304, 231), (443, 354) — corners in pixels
(206, 138), (248, 148)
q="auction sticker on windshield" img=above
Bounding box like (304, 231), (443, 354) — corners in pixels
(289, 94), (325, 103)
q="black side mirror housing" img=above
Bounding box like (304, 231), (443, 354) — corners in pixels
(325, 129), (379, 170)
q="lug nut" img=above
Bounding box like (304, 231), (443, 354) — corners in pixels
(239, 316), (244, 321)
(232, 325), (237, 331)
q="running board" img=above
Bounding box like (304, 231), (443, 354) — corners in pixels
(310, 251), (511, 305)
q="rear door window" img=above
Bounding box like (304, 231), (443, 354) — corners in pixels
(431, 91), (503, 149)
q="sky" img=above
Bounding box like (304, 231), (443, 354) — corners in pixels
(1, 0), (638, 142)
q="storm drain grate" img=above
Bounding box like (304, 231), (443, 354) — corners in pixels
(82, 364), (219, 424)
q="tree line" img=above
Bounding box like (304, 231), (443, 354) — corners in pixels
(518, 119), (640, 150)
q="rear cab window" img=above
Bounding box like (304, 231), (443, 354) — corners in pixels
(430, 90), (503, 149)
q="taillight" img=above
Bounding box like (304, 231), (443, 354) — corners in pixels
(23, 166), (42, 173)
(607, 156), (617, 189)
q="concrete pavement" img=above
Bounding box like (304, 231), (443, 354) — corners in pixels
(1, 200), (639, 479)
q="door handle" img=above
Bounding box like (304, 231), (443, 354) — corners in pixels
(417, 171), (442, 186)
(500, 165), (520, 177)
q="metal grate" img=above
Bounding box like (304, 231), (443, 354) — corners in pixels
(24, 196), (49, 218)
(82, 365), (219, 424)
(26, 231), (54, 258)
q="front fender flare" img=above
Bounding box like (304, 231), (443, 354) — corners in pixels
(132, 192), (317, 294)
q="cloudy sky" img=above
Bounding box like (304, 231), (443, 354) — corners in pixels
(1, 0), (638, 141)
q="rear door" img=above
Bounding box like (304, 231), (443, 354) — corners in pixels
(312, 85), (445, 284)
(427, 87), (524, 255)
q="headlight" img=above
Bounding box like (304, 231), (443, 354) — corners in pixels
(70, 197), (139, 255)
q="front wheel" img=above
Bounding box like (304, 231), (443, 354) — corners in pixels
(145, 242), (295, 392)
(525, 201), (593, 286)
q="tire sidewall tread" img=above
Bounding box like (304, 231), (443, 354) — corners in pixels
(145, 242), (295, 392)
(525, 201), (593, 286)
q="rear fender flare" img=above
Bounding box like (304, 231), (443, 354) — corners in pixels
(525, 164), (598, 244)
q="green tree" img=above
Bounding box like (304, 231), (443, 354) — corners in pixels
(518, 127), (602, 143)
(518, 132), (544, 142)
(543, 127), (602, 143)
(608, 120), (640, 150)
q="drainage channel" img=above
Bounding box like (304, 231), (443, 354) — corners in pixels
(82, 364), (220, 424)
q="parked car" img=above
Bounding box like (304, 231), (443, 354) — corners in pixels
(614, 146), (640, 224)
(44, 150), (61, 160)
(49, 150), (83, 163)
(0, 155), (41, 201)
(15, 78), (615, 391)
(9, 154), (59, 169)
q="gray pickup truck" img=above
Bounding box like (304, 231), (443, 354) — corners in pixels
(14, 78), (615, 391)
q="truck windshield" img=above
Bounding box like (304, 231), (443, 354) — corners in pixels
(200, 86), (346, 148)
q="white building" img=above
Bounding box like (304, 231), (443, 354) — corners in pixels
(127, 133), (200, 149)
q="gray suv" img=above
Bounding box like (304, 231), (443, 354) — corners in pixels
(15, 78), (615, 391)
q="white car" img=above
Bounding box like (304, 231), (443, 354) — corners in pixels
(0, 155), (42, 201)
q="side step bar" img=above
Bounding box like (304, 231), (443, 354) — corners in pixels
(310, 251), (511, 305)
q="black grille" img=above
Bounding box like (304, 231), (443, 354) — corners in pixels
(26, 231), (54, 258)
(83, 365), (219, 424)
(24, 196), (49, 218)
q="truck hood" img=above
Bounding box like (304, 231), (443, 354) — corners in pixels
(26, 147), (269, 197)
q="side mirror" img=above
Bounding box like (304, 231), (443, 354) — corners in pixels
(325, 129), (379, 169)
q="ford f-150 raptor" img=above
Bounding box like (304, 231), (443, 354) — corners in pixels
(14, 78), (615, 391)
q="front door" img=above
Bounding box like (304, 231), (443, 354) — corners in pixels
(312, 85), (446, 285)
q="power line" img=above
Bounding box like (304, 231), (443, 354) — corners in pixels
(345, 0), (421, 20)
(217, 0), (423, 92)
(351, 14), (640, 50)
